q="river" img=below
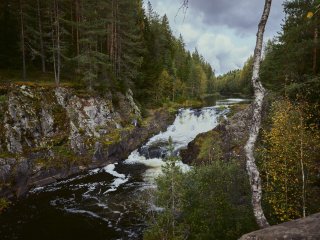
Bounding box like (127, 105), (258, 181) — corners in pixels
(0, 99), (248, 240)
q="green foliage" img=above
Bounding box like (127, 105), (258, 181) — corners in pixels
(144, 137), (185, 240)
(197, 132), (223, 164)
(180, 161), (256, 239)
(144, 140), (257, 240)
(260, 1), (320, 104)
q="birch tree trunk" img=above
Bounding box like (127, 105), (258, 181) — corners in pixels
(299, 109), (306, 218)
(244, 0), (272, 229)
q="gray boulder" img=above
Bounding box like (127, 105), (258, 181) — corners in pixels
(239, 213), (320, 240)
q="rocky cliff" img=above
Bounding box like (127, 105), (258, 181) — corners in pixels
(0, 84), (173, 198)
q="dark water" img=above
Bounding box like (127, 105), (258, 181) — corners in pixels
(0, 99), (247, 240)
(1, 163), (151, 240)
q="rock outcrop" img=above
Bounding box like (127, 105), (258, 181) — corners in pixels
(239, 212), (320, 240)
(0, 84), (173, 198)
(181, 104), (252, 166)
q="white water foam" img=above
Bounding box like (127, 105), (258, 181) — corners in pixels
(124, 107), (227, 181)
(216, 98), (250, 105)
(63, 208), (110, 223)
(145, 107), (223, 151)
(103, 164), (126, 178)
(103, 164), (129, 194)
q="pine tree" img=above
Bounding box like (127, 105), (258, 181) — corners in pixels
(75, 0), (109, 90)
(19, 0), (27, 81)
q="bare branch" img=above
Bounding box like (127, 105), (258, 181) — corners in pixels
(175, 0), (189, 22)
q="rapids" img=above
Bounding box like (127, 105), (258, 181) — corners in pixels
(0, 99), (248, 240)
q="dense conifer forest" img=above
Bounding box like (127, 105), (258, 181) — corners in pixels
(0, 0), (215, 106)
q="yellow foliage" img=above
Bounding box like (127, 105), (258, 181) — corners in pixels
(307, 11), (314, 19)
(259, 99), (320, 223)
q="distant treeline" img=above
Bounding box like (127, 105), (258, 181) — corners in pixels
(215, 56), (253, 97)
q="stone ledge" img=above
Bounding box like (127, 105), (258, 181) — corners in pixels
(239, 213), (320, 240)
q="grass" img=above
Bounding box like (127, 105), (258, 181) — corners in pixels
(0, 69), (83, 88)
(102, 129), (122, 146)
(34, 144), (90, 169)
(227, 103), (249, 118)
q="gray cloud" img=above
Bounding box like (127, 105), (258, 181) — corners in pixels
(188, 0), (284, 36)
(147, 0), (285, 74)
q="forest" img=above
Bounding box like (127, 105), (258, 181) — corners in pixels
(0, 0), (320, 240)
(144, 0), (320, 239)
(0, 0), (215, 106)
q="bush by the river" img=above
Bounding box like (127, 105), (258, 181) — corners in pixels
(144, 151), (257, 240)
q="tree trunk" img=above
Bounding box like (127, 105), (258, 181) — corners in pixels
(56, 0), (61, 86)
(244, 0), (272, 229)
(37, 0), (46, 73)
(299, 109), (306, 218)
(52, 0), (60, 86)
(75, 0), (80, 57)
(70, 1), (74, 43)
(50, 8), (57, 84)
(19, 0), (26, 81)
(313, 26), (318, 75)
(110, 0), (115, 75)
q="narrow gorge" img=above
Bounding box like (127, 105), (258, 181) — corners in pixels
(0, 86), (245, 239)
(0, 84), (173, 199)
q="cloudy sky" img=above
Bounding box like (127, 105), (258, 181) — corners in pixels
(146, 0), (285, 75)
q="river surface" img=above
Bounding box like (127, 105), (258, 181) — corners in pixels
(0, 99), (248, 240)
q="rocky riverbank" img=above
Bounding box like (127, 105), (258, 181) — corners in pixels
(180, 104), (252, 166)
(0, 84), (174, 199)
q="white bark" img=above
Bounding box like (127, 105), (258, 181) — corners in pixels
(299, 110), (306, 218)
(244, 0), (272, 228)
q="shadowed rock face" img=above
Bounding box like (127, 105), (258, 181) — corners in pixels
(239, 212), (320, 240)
